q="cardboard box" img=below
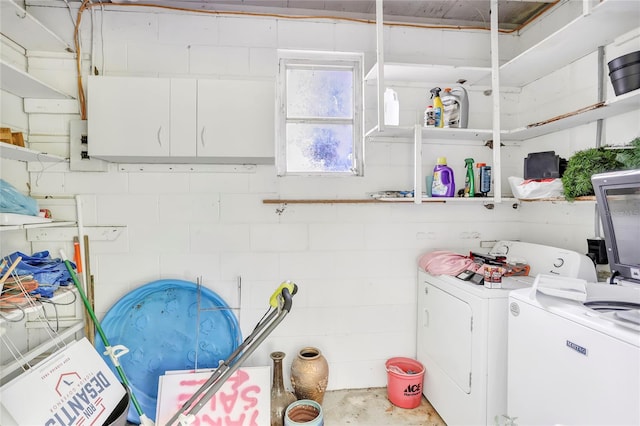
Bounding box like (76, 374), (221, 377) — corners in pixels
(11, 132), (24, 147)
(0, 128), (11, 144)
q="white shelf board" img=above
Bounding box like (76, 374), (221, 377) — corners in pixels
(1, 60), (73, 99)
(367, 89), (639, 143)
(505, 89), (640, 141)
(0, 221), (76, 232)
(366, 125), (494, 142)
(487, 0), (640, 87)
(365, 62), (492, 86)
(0, 143), (68, 163)
(0, 0), (71, 52)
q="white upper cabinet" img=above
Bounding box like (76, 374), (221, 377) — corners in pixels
(87, 76), (275, 164)
(87, 76), (172, 159)
(196, 79), (275, 161)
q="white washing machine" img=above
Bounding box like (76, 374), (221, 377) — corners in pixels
(416, 240), (596, 426)
(507, 169), (640, 425)
(508, 282), (640, 425)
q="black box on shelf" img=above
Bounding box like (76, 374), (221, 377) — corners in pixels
(524, 151), (567, 180)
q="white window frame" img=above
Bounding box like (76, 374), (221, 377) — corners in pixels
(276, 50), (364, 176)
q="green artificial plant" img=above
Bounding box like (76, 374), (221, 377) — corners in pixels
(561, 137), (640, 201)
(616, 137), (640, 168)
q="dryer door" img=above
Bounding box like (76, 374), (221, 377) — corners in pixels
(418, 281), (472, 393)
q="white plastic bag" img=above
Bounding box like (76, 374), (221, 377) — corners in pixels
(508, 176), (564, 199)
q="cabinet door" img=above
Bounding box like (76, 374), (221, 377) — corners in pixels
(196, 79), (274, 161)
(88, 76), (171, 158)
(169, 78), (197, 157)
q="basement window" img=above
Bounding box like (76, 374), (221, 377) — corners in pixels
(276, 50), (364, 176)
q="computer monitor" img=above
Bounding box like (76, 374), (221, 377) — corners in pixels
(592, 169), (640, 285)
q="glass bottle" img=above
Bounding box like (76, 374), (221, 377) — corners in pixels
(271, 351), (297, 426)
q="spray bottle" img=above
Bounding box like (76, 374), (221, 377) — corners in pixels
(464, 158), (475, 197)
(430, 87), (444, 128)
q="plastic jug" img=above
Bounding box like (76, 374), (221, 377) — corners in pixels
(432, 157), (455, 197)
(441, 86), (469, 128)
(384, 88), (399, 126)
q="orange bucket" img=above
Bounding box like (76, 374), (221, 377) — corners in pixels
(385, 357), (425, 409)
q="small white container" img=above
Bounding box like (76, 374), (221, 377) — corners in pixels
(384, 88), (399, 126)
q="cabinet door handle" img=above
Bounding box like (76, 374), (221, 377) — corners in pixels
(157, 126), (162, 147)
(423, 308), (429, 327)
(200, 127), (206, 147)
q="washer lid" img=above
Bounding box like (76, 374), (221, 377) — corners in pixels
(95, 279), (241, 423)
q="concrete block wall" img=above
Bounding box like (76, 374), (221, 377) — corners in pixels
(1, 2), (617, 391)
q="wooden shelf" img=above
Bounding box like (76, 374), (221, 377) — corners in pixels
(0, 142), (67, 163)
(0, 0), (71, 52)
(263, 197), (515, 204)
(1, 60), (73, 99)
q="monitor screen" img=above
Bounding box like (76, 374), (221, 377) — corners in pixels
(592, 169), (640, 284)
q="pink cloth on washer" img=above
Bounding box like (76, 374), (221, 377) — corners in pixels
(418, 251), (480, 276)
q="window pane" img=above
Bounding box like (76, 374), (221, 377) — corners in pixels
(286, 69), (353, 118)
(286, 123), (354, 172)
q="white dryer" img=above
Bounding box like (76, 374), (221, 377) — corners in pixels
(416, 240), (596, 426)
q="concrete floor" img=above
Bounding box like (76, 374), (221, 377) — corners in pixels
(323, 387), (446, 425)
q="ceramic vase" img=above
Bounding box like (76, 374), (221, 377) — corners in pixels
(271, 351), (297, 426)
(290, 347), (329, 404)
(284, 399), (324, 426)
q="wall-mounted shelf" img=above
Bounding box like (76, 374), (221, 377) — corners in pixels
(488, 0), (640, 88)
(504, 89), (640, 141)
(0, 0), (71, 52)
(367, 89), (640, 143)
(366, 125), (494, 142)
(263, 197), (517, 204)
(1, 60), (73, 99)
(0, 221), (76, 232)
(365, 62), (491, 86)
(0, 142), (67, 163)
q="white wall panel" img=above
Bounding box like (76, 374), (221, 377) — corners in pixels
(219, 16), (277, 48)
(277, 20), (336, 50)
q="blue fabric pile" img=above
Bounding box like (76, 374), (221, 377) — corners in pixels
(2, 251), (76, 298)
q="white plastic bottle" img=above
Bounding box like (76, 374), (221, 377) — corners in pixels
(441, 86), (469, 128)
(384, 88), (399, 126)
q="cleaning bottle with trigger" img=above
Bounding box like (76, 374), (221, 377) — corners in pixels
(430, 87), (444, 128)
(464, 158), (475, 197)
